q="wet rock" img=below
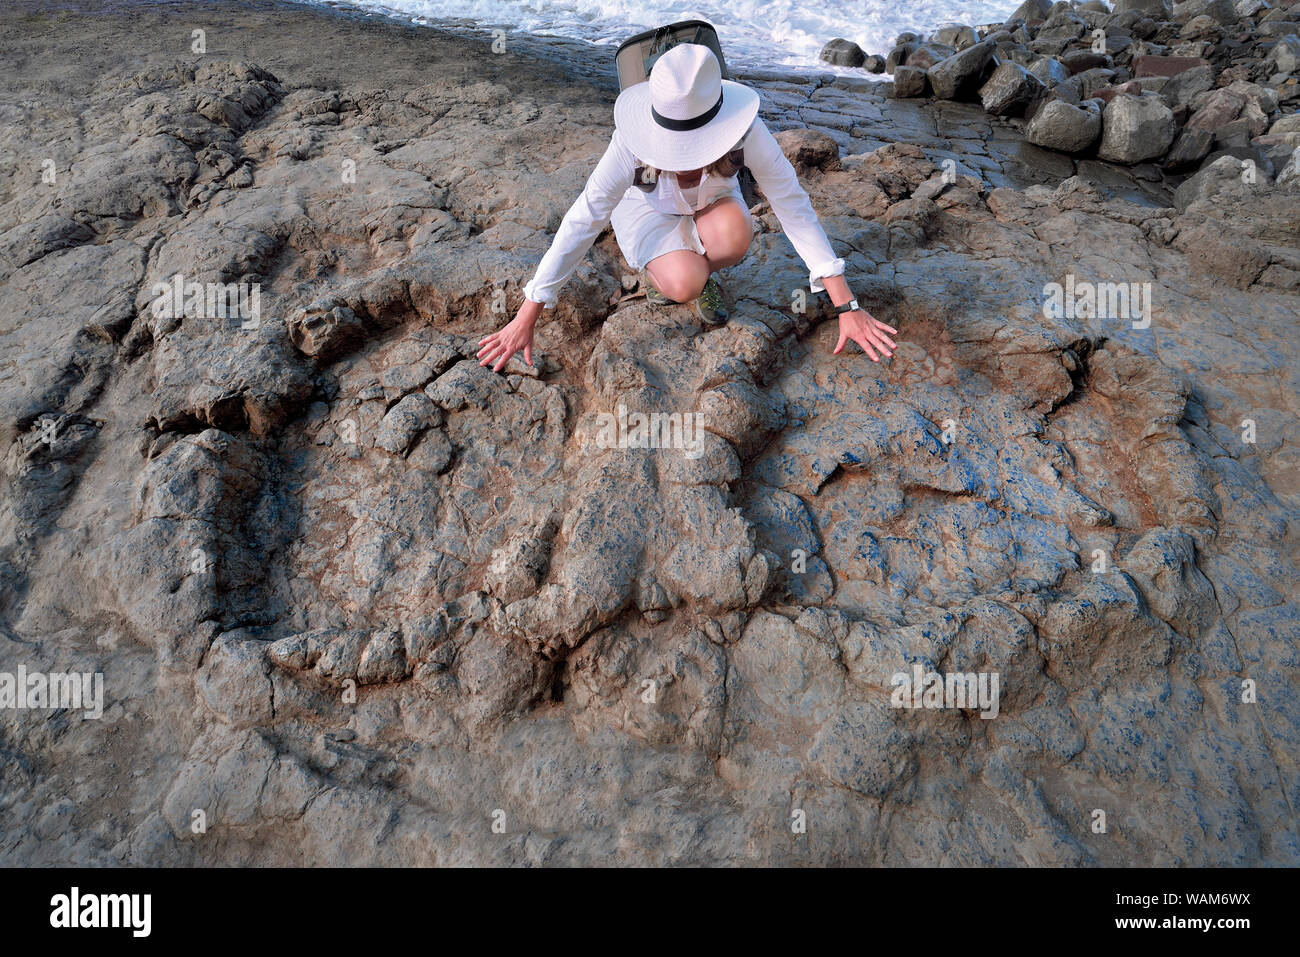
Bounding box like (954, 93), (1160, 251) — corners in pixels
(928, 41), (997, 99)
(936, 25), (979, 50)
(891, 66), (930, 98)
(886, 43), (916, 73)
(906, 42), (958, 72)
(821, 37), (866, 68)
(981, 61), (1047, 115)
(1029, 56), (1073, 86)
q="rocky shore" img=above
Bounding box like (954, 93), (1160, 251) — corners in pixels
(823, 0), (1300, 187)
(1, 0), (1297, 865)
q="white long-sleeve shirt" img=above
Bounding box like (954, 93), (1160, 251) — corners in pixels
(521, 115), (846, 308)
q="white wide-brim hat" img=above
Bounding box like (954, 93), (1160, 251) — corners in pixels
(614, 43), (760, 172)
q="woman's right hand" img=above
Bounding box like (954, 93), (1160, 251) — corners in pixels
(477, 298), (543, 373)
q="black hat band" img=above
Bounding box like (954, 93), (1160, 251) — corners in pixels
(651, 89), (724, 131)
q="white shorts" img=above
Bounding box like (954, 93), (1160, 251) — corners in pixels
(610, 179), (748, 272)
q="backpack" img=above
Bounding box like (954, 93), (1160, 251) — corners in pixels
(615, 20), (758, 206)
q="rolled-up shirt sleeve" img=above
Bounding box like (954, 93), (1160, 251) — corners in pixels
(741, 116), (846, 294)
(522, 127), (637, 309)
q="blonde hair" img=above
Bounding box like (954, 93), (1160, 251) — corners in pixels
(640, 156), (737, 181)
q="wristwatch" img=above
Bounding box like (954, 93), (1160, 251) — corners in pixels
(834, 298), (860, 314)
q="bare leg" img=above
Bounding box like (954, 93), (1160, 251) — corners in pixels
(644, 249), (710, 303)
(693, 195), (753, 271)
(644, 196), (753, 303)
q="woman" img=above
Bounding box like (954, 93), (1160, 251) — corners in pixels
(477, 42), (897, 372)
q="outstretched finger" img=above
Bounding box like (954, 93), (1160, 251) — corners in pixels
(856, 335), (880, 362)
(524, 343), (533, 367)
(874, 320), (898, 334)
(833, 330), (849, 355)
(492, 347), (516, 373)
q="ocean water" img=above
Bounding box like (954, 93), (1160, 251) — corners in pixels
(303, 0), (1018, 73)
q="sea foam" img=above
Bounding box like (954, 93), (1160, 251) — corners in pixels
(300, 0), (1016, 74)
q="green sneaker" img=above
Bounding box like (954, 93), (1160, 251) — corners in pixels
(693, 276), (727, 326)
(639, 269), (674, 306)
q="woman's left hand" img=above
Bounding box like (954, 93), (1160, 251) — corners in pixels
(834, 308), (897, 362)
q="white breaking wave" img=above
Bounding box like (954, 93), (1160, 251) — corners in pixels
(300, 0), (1017, 73)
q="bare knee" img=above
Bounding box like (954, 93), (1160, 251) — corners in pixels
(708, 224), (751, 267)
(648, 256), (708, 302)
(659, 271), (708, 302)
(697, 199), (752, 267)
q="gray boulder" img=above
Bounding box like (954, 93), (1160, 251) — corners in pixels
(1000, 43), (1038, 67)
(1278, 145), (1300, 187)
(892, 65), (929, 97)
(980, 61), (1047, 115)
(1037, 12), (1089, 41)
(1098, 94), (1178, 163)
(1163, 126), (1215, 166)
(820, 38), (867, 67)
(1009, 0), (1054, 20)
(1172, 152), (1252, 207)
(1172, 0), (1239, 23)
(1258, 19), (1300, 38)
(1024, 97), (1104, 151)
(1114, 0), (1173, 14)
(927, 41), (997, 99)
(886, 43), (916, 72)
(936, 24), (979, 50)
(1061, 49), (1113, 74)
(1030, 56), (1072, 86)
(1186, 88), (1250, 135)
(1180, 13), (1226, 35)
(1075, 67), (1120, 98)
(1161, 64), (1215, 107)
(1267, 34), (1300, 74)
(907, 42), (958, 71)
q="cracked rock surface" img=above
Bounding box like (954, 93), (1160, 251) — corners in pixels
(1, 0), (1297, 865)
